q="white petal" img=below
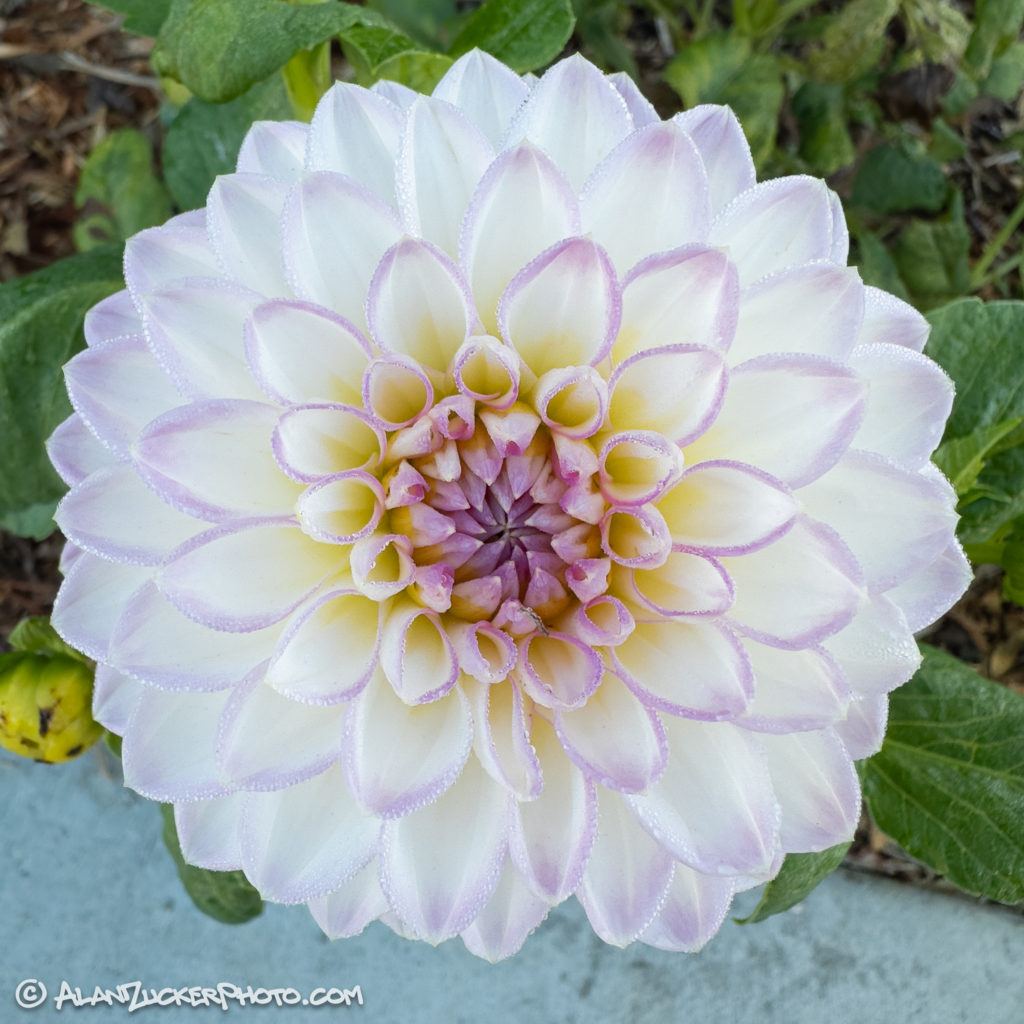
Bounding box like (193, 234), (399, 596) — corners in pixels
(739, 642), (851, 733)
(121, 686), (232, 802)
(158, 520), (333, 632)
(710, 176), (839, 286)
(236, 120), (308, 180)
(857, 286), (929, 351)
(110, 580), (277, 692)
(134, 399), (298, 521)
(555, 672), (667, 793)
(581, 122), (711, 274)
(640, 863), (735, 952)
(459, 143), (581, 333)
(657, 460), (796, 555)
(508, 717), (597, 903)
(64, 335), (183, 456)
(729, 263), (865, 364)
(47, 414), (116, 486)
(497, 237), (620, 375)
(266, 589), (380, 705)
(834, 695), (889, 760)
(305, 82), (403, 200)
(84, 289), (142, 346)
(672, 105), (755, 216)
(577, 786), (675, 946)
(759, 728), (860, 852)
(885, 538), (972, 632)
(92, 664), (144, 734)
(614, 246), (738, 363)
(397, 96), (495, 256)
(206, 173), (291, 296)
(607, 344), (727, 445)
(217, 678), (345, 790)
(505, 53), (633, 190)
(608, 71), (659, 128)
(625, 550), (734, 618)
(366, 238), (477, 371)
(308, 859), (389, 939)
(343, 668), (471, 817)
(124, 223), (220, 304)
(281, 172), (402, 329)
(244, 298), (370, 406)
(460, 859), (550, 962)
(51, 553), (150, 661)
(142, 278), (265, 400)
(628, 716), (780, 875)
(723, 517), (865, 649)
(822, 592), (921, 700)
(849, 343), (954, 468)
(466, 676), (542, 801)
(692, 353), (866, 488)
(240, 763), (379, 903)
(799, 451), (959, 590)
(380, 757), (508, 943)
(54, 463), (198, 564)
(175, 795), (244, 871)
(379, 599), (458, 705)
(613, 619), (753, 720)
(432, 49), (530, 148)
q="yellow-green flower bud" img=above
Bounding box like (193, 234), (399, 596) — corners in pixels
(0, 653), (103, 763)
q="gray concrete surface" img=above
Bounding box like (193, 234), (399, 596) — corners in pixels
(2, 744), (1022, 1023)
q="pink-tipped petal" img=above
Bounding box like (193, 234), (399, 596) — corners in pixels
(640, 863), (736, 952)
(672, 105), (755, 216)
(460, 859), (551, 962)
(308, 859), (389, 939)
(47, 414), (116, 486)
(857, 286), (929, 351)
(834, 695), (889, 760)
(884, 538), (972, 633)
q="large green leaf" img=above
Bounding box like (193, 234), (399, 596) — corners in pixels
(74, 130), (172, 252)
(663, 34), (783, 168)
(0, 248), (124, 539)
(365, 0), (459, 49)
(933, 418), (1022, 496)
(337, 20), (424, 84)
(162, 75), (293, 212)
(736, 844), (850, 925)
(892, 195), (970, 309)
(152, 0), (400, 102)
(850, 143), (948, 216)
(160, 805), (264, 924)
(88, 0), (172, 36)
(449, 0), (575, 73)
(862, 644), (1024, 904)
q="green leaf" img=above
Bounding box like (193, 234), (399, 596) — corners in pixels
(1000, 520), (1024, 605)
(8, 617), (92, 665)
(964, 0), (1024, 79)
(160, 804), (263, 924)
(88, 0), (172, 36)
(790, 82), (855, 176)
(449, 0), (575, 74)
(162, 74), (292, 211)
(862, 644), (1024, 904)
(663, 34), (784, 168)
(736, 843), (850, 924)
(933, 418), (1022, 496)
(981, 41), (1024, 102)
(573, 0), (638, 77)
(807, 0), (900, 83)
(0, 503), (61, 542)
(0, 247), (124, 537)
(850, 143), (948, 215)
(375, 50), (454, 92)
(73, 130), (172, 252)
(958, 444), (1024, 546)
(892, 193), (970, 308)
(925, 298), (1024, 440)
(337, 20), (423, 84)
(364, 0), (459, 49)
(152, 0), (400, 102)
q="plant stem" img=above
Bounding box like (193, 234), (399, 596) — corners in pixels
(971, 190), (1024, 290)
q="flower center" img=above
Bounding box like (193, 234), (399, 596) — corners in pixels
(382, 405), (609, 631)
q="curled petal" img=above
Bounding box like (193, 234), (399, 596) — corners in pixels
(600, 504), (672, 569)
(343, 668), (471, 818)
(296, 471), (385, 545)
(533, 365), (608, 439)
(362, 354), (434, 430)
(273, 403), (385, 482)
(240, 764), (379, 904)
(448, 620), (516, 684)
(350, 532), (417, 600)
(509, 717), (596, 903)
(518, 631), (603, 709)
(598, 431), (684, 506)
(577, 786), (675, 947)
(380, 757), (508, 943)
(452, 335), (520, 409)
(555, 672), (667, 794)
(498, 237), (621, 376)
(379, 599), (459, 705)
(626, 551), (734, 618)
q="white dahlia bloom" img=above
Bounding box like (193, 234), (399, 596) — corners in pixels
(49, 51), (969, 959)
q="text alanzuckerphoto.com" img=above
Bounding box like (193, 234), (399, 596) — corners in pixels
(13, 979), (365, 1012)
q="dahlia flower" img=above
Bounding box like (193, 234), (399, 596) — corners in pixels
(48, 50), (969, 959)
